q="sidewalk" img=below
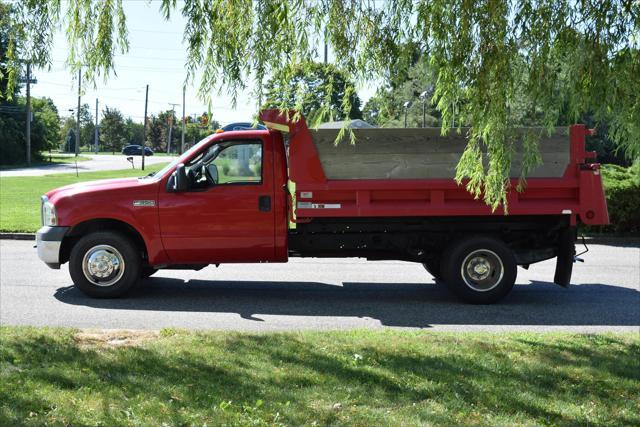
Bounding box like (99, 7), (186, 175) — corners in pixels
(0, 154), (175, 177)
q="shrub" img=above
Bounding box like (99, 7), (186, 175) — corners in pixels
(0, 116), (25, 165)
(1, 97), (60, 166)
(599, 162), (640, 233)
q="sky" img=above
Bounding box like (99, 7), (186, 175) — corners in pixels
(29, 1), (377, 126)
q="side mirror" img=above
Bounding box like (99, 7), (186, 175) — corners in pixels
(170, 163), (189, 192)
(208, 164), (219, 183)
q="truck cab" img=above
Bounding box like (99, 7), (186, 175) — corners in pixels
(37, 128), (288, 295)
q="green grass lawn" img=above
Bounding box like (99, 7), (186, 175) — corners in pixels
(0, 164), (168, 232)
(0, 328), (637, 426)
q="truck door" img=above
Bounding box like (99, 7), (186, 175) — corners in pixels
(158, 137), (276, 263)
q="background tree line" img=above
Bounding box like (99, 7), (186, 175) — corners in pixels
(58, 106), (221, 155)
(1, 92), (221, 165)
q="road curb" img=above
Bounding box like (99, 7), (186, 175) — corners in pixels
(0, 233), (36, 241)
(583, 235), (640, 246)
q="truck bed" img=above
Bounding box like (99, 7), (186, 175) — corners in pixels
(260, 110), (608, 227)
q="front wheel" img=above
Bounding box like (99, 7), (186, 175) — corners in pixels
(441, 236), (517, 304)
(69, 231), (141, 298)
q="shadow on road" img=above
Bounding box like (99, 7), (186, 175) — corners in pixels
(53, 278), (640, 328)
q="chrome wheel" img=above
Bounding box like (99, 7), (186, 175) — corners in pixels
(461, 249), (504, 292)
(81, 244), (125, 287)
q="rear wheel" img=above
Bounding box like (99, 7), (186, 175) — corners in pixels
(441, 236), (517, 304)
(69, 231), (141, 298)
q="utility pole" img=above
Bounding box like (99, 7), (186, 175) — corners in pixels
(323, 29), (328, 63)
(142, 84), (149, 171)
(25, 62), (32, 165)
(76, 68), (81, 157)
(94, 98), (99, 153)
(167, 102), (179, 154)
(181, 86), (186, 154)
(18, 61), (37, 164)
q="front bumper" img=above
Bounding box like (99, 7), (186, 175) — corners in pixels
(36, 226), (70, 269)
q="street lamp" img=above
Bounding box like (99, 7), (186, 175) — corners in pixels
(403, 101), (411, 128)
(419, 90), (429, 128)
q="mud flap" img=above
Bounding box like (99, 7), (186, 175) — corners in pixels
(554, 227), (576, 287)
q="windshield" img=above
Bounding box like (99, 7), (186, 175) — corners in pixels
(143, 134), (214, 179)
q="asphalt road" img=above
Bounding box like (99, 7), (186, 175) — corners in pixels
(0, 154), (175, 177)
(0, 240), (638, 332)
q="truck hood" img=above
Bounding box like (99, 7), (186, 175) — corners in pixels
(46, 177), (155, 202)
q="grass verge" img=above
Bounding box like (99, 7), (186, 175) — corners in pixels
(0, 163), (168, 232)
(0, 327), (638, 426)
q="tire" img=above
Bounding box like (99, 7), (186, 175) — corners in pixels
(141, 266), (158, 279)
(441, 236), (517, 304)
(422, 258), (442, 280)
(69, 231), (141, 298)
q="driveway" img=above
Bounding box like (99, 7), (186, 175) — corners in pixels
(1, 240), (638, 332)
(0, 154), (175, 177)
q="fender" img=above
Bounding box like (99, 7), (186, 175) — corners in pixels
(47, 177), (170, 265)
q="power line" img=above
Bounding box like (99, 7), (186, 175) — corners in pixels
(51, 45), (187, 53)
(36, 80), (146, 91)
(44, 65), (187, 73)
(19, 88), (251, 112)
(46, 54), (186, 63)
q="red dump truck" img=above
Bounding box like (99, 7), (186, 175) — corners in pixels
(36, 110), (608, 303)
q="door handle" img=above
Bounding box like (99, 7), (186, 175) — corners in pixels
(258, 195), (271, 212)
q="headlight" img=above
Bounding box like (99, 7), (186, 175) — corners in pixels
(41, 196), (57, 226)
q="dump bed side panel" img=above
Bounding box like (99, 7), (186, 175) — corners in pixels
(311, 128), (569, 179)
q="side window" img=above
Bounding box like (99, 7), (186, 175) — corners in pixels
(211, 143), (262, 184)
